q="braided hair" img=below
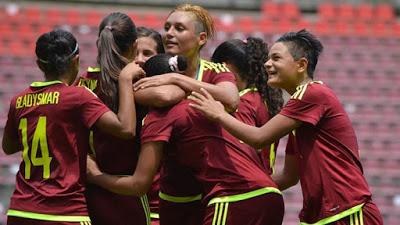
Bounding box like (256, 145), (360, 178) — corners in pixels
(212, 37), (283, 117)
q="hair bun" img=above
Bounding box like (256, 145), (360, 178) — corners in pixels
(144, 54), (187, 77)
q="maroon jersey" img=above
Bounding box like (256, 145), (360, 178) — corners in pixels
(4, 81), (109, 219)
(280, 81), (373, 223)
(149, 60), (237, 213)
(195, 59), (236, 84)
(233, 88), (278, 174)
(141, 99), (276, 204)
(76, 67), (150, 225)
(76, 67), (141, 174)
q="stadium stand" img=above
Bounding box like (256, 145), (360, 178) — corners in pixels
(0, 1), (399, 225)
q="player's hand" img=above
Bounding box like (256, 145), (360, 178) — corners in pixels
(86, 156), (102, 183)
(120, 62), (146, 82)
(189, 88), (226, 122)
(133, 73), (174, 91)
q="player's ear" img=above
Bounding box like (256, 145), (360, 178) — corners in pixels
(296, 57), (308, 74)
(198, 31), (207, 48)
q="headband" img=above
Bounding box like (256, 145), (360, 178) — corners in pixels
(38, 43), (79, 64)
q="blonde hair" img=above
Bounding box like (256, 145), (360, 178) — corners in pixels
(171, 4), (215, 40)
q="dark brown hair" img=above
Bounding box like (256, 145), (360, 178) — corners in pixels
(97, 12), (137, 112)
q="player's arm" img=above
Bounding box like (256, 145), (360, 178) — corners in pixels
(95, 62), (144, 139)
(272, 154), (300, 190)
(134, 73), (239, 112)
(87, 141), (163, 196)
(2, 132), (19, 155)
(189, 88), (302, 149)
(135, 85), (186, 108)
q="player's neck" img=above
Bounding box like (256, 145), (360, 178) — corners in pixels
(185, 55), (201, 79)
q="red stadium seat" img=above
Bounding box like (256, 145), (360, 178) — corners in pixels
(375, 3), (395, 22)
(337, 4), (355, 21)
(141, 13), (163, 29)
(65, 9), (84, 26)
(318, 3), (336, 21)
(357, 3), (374, 21)
(261, 2), (279, 19)
(353, 22), (370, 37)
(45, 8), (63, 26)
(258, 19), (275, 34)
(281, 2), (300, 20)
(312, 21), (332, 36)
(23, 6), (41, 23)
(238, 16), (257, 33)
(334, 21), (351, 36)
(86, 10), (104, 27)
(371, 22), (391, 37)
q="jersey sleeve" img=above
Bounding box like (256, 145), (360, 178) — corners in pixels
(212, 71), (236, 85)
(140, 108), (175, 144)
(280, 84), (326, 126)
(78, 87), (110, 128)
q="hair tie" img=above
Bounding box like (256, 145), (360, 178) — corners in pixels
(105, 25), (113, 31)
(168, 55), (179, 72)
(38, 58), (49, 64)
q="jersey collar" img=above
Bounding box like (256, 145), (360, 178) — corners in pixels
(87, 66), (101, 72)
(30, 80), (63, 87)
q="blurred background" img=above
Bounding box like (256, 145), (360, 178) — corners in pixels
(0, 0), (399, 224)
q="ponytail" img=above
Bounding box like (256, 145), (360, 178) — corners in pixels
(96, 12), (137, 113)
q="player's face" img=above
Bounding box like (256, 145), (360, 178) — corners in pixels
(265, 42), (300, 91)
(134, 37), (158, 68)
(163, 11), (203, 58)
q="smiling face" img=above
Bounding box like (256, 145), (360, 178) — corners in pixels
(163, 11), (206, 59)
(134, 37), (158, 68)
(265, 42), (304, 92)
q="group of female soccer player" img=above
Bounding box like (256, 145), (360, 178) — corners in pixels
(2, 3), (383, 225)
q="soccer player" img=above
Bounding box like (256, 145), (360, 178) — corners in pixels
(2, 29), (143, 225)
(189, 29), (383, 225)
(86, 55), (284, 225)
(211, 37), (284, 174)
(134, 27), (166, 225)
(75, 13), (179, 225)
(132, 4), (240, 225)
(133, 4), (239, 112)
(135, 26), (165, 67)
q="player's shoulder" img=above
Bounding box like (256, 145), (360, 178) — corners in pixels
(201, 59), (230, 74)
(290, 81), (330, 101)
(75, 66), (100, 90)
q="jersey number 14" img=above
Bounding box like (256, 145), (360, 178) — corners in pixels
(19, 116), (52, 179)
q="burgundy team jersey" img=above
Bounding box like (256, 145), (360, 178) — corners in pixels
(4, 81), (109, 217)
(76, 68), (149, 225)
(150, 60), (237, 206)
(280, 81), (372, 223)
(76, 67), (141, 174)
(233, 88), (278, 174)
(141, 99), (276, 204)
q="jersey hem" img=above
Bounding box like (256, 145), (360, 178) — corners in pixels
(7, 209), (90, 222)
